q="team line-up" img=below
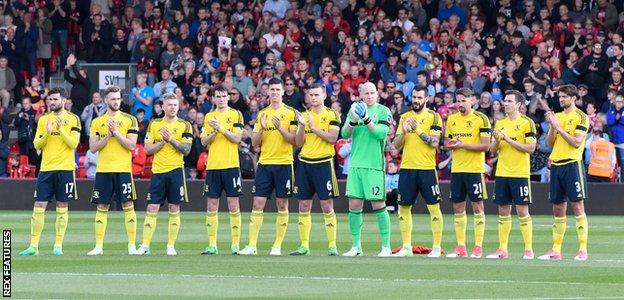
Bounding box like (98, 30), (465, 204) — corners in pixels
(18, 79), (589, 261)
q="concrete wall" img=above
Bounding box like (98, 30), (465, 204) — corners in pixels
(1, 179), (623, 215)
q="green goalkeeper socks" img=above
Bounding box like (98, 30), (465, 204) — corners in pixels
(374, 207), (391, 248)
(348, 209), (363, 250)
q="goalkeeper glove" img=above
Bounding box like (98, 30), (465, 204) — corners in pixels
(354, 102), (368, 119)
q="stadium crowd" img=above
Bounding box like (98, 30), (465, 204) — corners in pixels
(1, 0), (624, 184)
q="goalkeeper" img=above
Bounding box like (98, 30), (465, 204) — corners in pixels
(340, 82), (393, 257)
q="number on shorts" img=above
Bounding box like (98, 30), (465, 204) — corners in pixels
(519, 186), (529, 197)
(179, 186), (185, 196)
(122, 183), (132, 194)
(65, 183), (74, 194)
(472, 183), (482, 195)
(326, 180), (332, 191)
(285, 179), (291, 189)
(574, 181), (581, 193)
(431, 185), (440, 196)
(232, 177), (241, 188)
(372, 186), (380, 196)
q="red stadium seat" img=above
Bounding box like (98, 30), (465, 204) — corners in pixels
(9, 143), (19, 154)
(76, 166), (87, 179)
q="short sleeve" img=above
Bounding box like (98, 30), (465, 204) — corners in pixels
(329, 110), (341, 130)
(201, 114), (213, 137)
(575, 112), (590, 135)
(182, 121), (193, 143)
(127, 115), (139, 136)
(524, 118), (537, 144)
(377, 107), (392, 127)
(429, 112), (442, 137)
(232, 110), (244, 134)
(479, 113), (491, 138)
(252, 112), (262, 133)
(89, 117), (100, 137)
(396, 114), (405, 136)
(71, 114), (82, 133)
(144, 121), (155, 144)
(445, 117), (453, 139)
(288, 110), (298, 131)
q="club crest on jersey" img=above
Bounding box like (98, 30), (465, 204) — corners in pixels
(226, 117), (231, 123)
(466, 120), (473, 128)
(515, 124), (521, 131)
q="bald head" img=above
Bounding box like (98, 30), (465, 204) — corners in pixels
(358, 82), (378, 106)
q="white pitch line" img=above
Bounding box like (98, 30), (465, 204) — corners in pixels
(440, 297), (624, 300)
(13, 272), (624, 286)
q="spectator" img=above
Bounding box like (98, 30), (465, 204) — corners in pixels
(0, 129), (7, 177)
(283, 77), (304, 112)
(0, 56), (17, 109)
(153, 69), (178, 101)
(586, 120), (616, 182)
(84, 149), (98, 179)
(607, 95), (624, 181)
(182, 71), (203, 107)
(80, 92), (106, 135)
(385, 160), (399, 213)
(263, 0), (291, 21)
(48, 0), (71, 67)
(130, 71), (155, 120)
(18, 12), (39, 76)
(22, 76), (48, 109)
(575, 42), (609, 100)
(233, 64), (254, 98)
(36, 8), (53, 82)
(110, 29), (130, 63)
(15, 97), (37, 164)
(63, 54), (91, 112)
(590, 0), (618, 32)
(82, 13), (112, 63)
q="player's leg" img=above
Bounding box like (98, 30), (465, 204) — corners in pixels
(226, 196), (241, 254)
(320, 199), (338, 256)
(271, 165), (294, 255)
(20, 201), (47, 256)
(166, 203), (181, 256)
(539, 164), (566, 260)
(21, 172), (52, 256)
(291, 162), (313, 256)
(137, 174), (164, 255)
(343, 198), (364, 256)
(89, 204), (110, 256)
(239, 165), (270, 255)
(119, 173), (138, 254)
(448, 173), (468, 258)
(486, 204), (511, 259)
(571, 161), (589, 261)
(290, 200), (312, 256)
(53, 171), (75, 256)
(396, 169), (416, 257)
(202, 169), (222, 255)
(362, 168), (391, 256)
(516, 204), (534, 259)
(420, 170), (443, 258)
(468, 174), (487, 258)
(88, 173), (113, 255)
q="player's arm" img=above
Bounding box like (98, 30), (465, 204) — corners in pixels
(341, 109), (359, 138)
(168, 137), (192, 155)
(89, 132), (111, 152)
(33, 116), (49, 150)
(552, 126), (585, 149)
(503, 135), (536, 153)
(459, 136), (491, 152)
(167, 123), (193, 155)
(275, 119), (297, 146)
(251, 113), (264, 148)
(144, 120), (166, 155)
(201, 131), (217, 147)
(58, 117), (81, 149)
(111, 116), (139, 151)
(295, 119), (305, 148)
(392, 116), (406, 150)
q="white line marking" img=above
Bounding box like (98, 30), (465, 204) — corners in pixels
(13, 272), (624, 286)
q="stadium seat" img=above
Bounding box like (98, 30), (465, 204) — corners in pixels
(76, 166), (87, 179)
(197, 152), (207, 179)
(132, 144), (147, 178)
(9, 143), (19, 154)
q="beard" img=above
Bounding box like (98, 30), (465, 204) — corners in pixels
(50, 104), (62, 112)
(458, 106), (466, 113)
(412, 102), (424, 112)
(108, 104), (120, 112)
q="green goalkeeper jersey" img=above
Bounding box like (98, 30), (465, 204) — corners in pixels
(340, 103), (392, 171)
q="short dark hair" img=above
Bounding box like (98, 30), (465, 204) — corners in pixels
(558, 84), (579, 99)
(413, 86), (427, 96)
(505, 89), (525, 103)
(417, 70), (428, 77)
(137, 108), (145, 114)
(268, 77), (284, 86)
(48, 87), (66, 98)
(456, 87), (474, 98)
(212, 85), (228, 96)
(308, 83), (326, 92)
(104, 86), (121, 99)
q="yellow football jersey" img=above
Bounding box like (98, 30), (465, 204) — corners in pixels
(494, 115), (536, 178)
(396, 108), (442, 170)
(34, 111), (81, 172)
(253, 104), (298, 165)
(550, 109), (589, 165)
(145, 118), (193, 173)
(90, 112), (139, 173)
(201, 107), (244, 170)
(299, 107), (341, 163)
(445, 111), (491, 173)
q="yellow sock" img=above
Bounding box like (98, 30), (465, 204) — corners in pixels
(427, 204), (443, 248)
(141, 212), (158, 247)
(553, 217), (567, 253)
(230, 211), (241, 247)
(248, 210), (264, 248)
(273, 211), (289, 249)
(123, 206), (137, 246)
(167, 211), (181, 247)
(498, 215), (512, 252)
(323, 211), (337, 248)
(54, 207), (68, 247)
(575, 214), (588, 252)
(30, 207), (45, 248)
(454, 212), (467, 246)
(298, 212), (311, 249)
(206, 211), (218, 247)
(519, 215), (533, 251)
(94, 208), (108, 248)
(474, 212), (485, 247)
(398, 205), (412, 247)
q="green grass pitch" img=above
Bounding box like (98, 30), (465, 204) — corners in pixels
(5, 211), (624, 299)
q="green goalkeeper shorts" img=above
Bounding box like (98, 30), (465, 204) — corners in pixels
(346, 167), (385, 201)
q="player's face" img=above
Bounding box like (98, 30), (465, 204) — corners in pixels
(558, 92), (574, 109)
(163, 98), (180, 117)
(46, 93), (64, 112)
(502, 95), (520, 114)
(268, 83), (284, 104)
(456, 95), (472, 114)
(359, 83), (378, 106)
(411, 90), (427, 112)
(106, 91), (122, 112)
(307, 87), (325, 108)
(213, 91), (229, 109)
